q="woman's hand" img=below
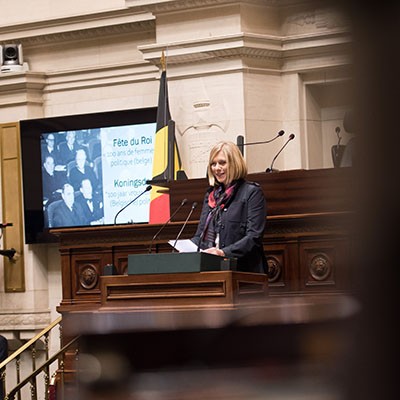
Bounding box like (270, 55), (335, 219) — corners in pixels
(203, 247), (225, 257)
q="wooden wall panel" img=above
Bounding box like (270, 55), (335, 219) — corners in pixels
(0, 123), (25, 292)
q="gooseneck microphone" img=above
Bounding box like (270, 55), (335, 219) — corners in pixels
(237, 130), (285, 154)
(171, 202), (197, 252)
(113, 185), (152, 225)
(148, 198), (188, 253)
(266, 133), (295, 173)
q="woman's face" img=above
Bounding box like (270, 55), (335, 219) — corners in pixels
(211, 151), (228, 185)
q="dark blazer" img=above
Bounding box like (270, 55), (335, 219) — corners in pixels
(52, 201), (86, 228)
(58, 142), (82, 165)
(68, 165), (98, 192)
(42, 170), (59, 202)
(75, 192), (104, 225)
(41, 145), (61, 165)
(192, 179), (267, 273)
(42, 170), (66, 203)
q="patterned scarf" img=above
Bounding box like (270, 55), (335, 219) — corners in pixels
(201, 183), (237, 248)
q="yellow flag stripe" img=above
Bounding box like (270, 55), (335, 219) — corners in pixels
(152, 125), (168, 177)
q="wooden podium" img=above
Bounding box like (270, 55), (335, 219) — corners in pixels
(100, 270), (268, 311)
(99, 253), (268, 310)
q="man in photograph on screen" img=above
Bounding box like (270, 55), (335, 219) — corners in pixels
(42, 154), (67, 206)
(41, 133), (63, 166)
(75, 178), (104, 225)
(68, 148), (98, 192)
(52, 183), (85, 227)
(58, 131), (82, 165)
(87, 129), (101, 162)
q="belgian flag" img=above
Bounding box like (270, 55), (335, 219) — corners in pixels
(149, 53), (182, 223)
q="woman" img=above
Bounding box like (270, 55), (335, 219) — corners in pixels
(191, 141), (267, 274)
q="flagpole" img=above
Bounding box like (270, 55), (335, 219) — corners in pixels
(161, 51), (168, 128)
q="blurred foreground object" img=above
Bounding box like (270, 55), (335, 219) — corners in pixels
(63, 295), (359, 400)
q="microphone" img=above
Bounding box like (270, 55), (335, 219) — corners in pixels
(113, 185), (152, 225)
(236, 130), (285, 154)
(335, 126), (342, 145)
(0, 222), (13, 229)
(148, 198), (188, 253)
(171, 202), (197, 252)
(0, 248), (16, 260)
(266, 133), (295, 173)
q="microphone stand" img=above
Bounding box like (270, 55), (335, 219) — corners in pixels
(237, 130), (284, 154)
(113, 185), (152, 225)
(242, 130), (285, 146)
(266, 134), (295, 173)
(148, 198), (188, 253)
(172, 202), (197, 252)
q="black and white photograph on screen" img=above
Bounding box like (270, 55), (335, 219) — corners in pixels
(40, 121), (156, 229)
(41, 129), (104, 228)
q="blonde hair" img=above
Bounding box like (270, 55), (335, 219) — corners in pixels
(207, 141), (247, 186)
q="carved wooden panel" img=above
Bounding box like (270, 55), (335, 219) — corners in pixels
(299, 239), (349, 293)
(264, 243), (292, 291)
(69, 249), (113, 305)
(73, 257), (101, 296)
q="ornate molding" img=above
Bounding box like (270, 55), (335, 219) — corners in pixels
(127, 0), (295, 14)
(0, 63), (158, 109)
(44, 62), (157, 94)
(0, 311), (51, 331)
(0, 9), (155, 46)
(140, 30), (350, 69)
(140, 33), (282, 68)
(21, 21), (155, 47)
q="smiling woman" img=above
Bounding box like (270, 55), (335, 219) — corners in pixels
(191, 141), (267, 274)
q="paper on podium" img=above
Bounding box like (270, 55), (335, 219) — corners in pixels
(168, 239), (198, 253)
